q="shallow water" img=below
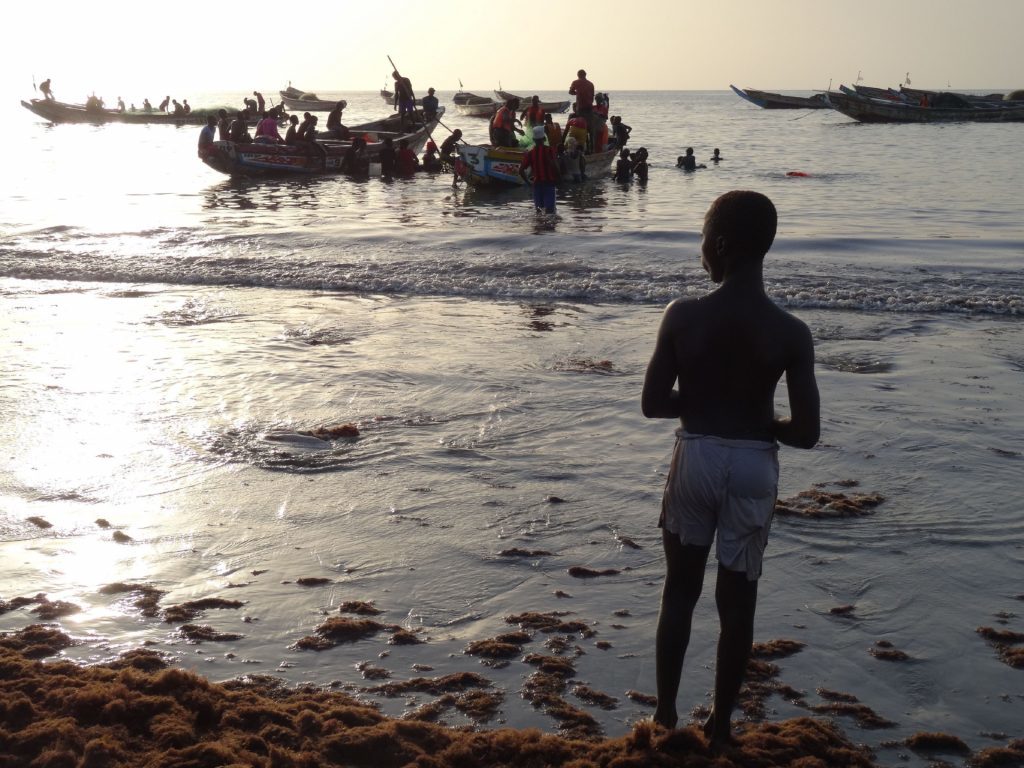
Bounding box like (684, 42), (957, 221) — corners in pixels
(2, 90), (1023, 765)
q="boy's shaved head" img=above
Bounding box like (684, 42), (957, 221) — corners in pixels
(706, 191), (777, 260)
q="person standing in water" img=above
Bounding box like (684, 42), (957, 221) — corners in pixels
(642, 190), (819, 752)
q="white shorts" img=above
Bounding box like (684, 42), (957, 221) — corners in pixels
(660, 430), (779, 580)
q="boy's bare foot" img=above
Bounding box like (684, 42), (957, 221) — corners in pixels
(652, 708), (677, 730)
(702, 710), (740, 755)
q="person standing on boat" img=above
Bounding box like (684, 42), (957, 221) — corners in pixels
(519, 125), (561, 214)
(159, 96), (170, 113)
(254, 91), (265, 113)
(491, 99), (523, 148)
(569, 69), (595, 151)
(117, 97), (125, 113)
(392, 71), (415, 129)
(421, 88), (439, 122)
(39, 78), (54, 100)
(520, 96), (546, 130)
(198, 115), (217, 156)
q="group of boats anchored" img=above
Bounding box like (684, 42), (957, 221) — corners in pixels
(731, 83), (1024, 122)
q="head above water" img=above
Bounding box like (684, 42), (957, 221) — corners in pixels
(702, 191), (778, 277)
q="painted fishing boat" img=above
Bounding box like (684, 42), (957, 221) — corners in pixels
(827, 88), (1024, 123)
(21, 99), (237, 125)
(493, 90), (571, 113)
(199, 115), (443, 177)
(455, 144), (616, 186)
(730, 85), (829, 109)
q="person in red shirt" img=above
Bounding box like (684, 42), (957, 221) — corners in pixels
(519, 125), (561, 214)
(396, 138), (419, 177)
(569, 69), (596, 152)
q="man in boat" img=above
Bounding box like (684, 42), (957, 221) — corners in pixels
(198, 115), (217, 156)
(641, 190), (819, 752)
(490, 99), (523, 148)
(254, 91), (266, 113)
(143, 98), (153, 113)
(569, 69), (595, 151)
(171, 99), (184, 116)
(255, 112), (284, 144)
(520, 96), (545, 130)
(117, 97), (126, 113)
(392, 71), (415, 130)
(228, 111), (253, 143)
(182, 99), (192, 115)
(39, 78), (54, 100)
(217, 109), (231, 141)
(325, 102), (349, 140)
(565, 112), (588, 151)
(421, 88), (439, 122)
(544, 113), (562, 150)
(518, 125), (561, 214)
(159, 96), (170, 113)
(283, 114), (300, 145)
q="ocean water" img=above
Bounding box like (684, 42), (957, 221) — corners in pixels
(2, 90), (1023, 765)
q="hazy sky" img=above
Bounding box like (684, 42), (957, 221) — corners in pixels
(3, 0), (1022, 100)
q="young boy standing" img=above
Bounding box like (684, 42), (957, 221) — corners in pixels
(641, 190), (820, 751)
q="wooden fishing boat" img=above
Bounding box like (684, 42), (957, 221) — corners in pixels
(21, 98), (237, 125)
(730, 85), (829, 109)
(199, 115), (443, 177)
(493, 90), (571, 113)
(453, 90), (489, 105)
(455, 144), (616, 186)
(279, 92), (347, 112)
(455, 94), (499, 117)
(827, 88), (1024, 123)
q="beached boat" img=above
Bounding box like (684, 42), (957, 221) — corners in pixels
(827, 88), (1024, 123)
(20, 98), (236, 125)
(493, 90), (571, 113)
(455, 144), (616, 187)
(730, 85), (829, 109)
(199, 115), (443, 177)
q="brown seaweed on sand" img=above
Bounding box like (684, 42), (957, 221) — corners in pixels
(366, 672), (492, 697)
(292, 617), (387, 650)
(389, 628), (425, 645)
(0, 623), (77, 658)
(26, 515), (53, 529)
(99, 582), (166, 617)
(751, 639), (805, 660)
(163, 597), (245, 623)
(0, 594), (44, 615)
(869, 640), (911, 661)
(807, 688), (897, 729)
(465, 631), (532, 660)
(178, 624), (244, 643)
(971, 739), (1024, 767)
(904, 731), (971, 755)
(977, 625), (1024, 668)
(567, 566), (621, 578)
(30, 599), (82, 620)
(339, 601), (383, 615)
(572, 684), (618, 709)
(0, 623), (880, 768)
(296, 576), (334, 587)
(626, 689), (658, 706)
(505, 611), (596, 638)
(775, 488), (885, 519)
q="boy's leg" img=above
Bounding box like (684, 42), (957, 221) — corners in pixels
(654, 529), (710, 729)
(704, 565), (758, 748)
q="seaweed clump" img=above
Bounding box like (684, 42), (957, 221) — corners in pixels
(977, 625), (1024, 669)
(0, 622), (881, 768)
(505, 611), (596, 639)
(775, 488), (885, 518)
(292, 617), (386, 650)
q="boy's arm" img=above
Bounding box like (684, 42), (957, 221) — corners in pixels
(772, 321), (820, 448)
(641, 303), (682, 419)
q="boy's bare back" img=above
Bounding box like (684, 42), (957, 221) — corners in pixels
(642, 191), (819, 449)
